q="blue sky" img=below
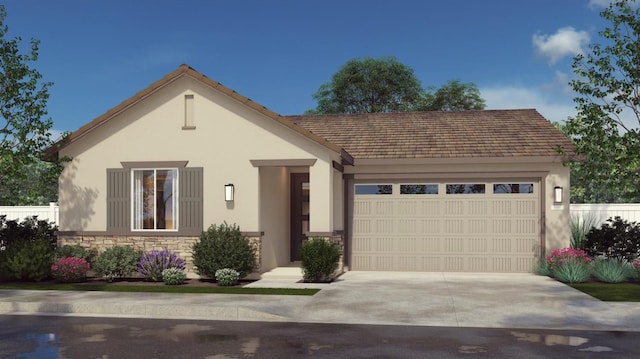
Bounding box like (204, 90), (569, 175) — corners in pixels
(3, 0), (612, 137)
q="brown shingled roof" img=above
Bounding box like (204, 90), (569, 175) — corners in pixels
(288, 109), (575, 160)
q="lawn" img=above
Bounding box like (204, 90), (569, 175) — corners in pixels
(0, 282), (320, 296)
(570, 282), (640, 302)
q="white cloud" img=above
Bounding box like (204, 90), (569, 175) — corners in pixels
(588, 0), (612, 8)
(480, 86), (576, 122)
(48, 129), (66, 141)
(532, 27), (590, 64)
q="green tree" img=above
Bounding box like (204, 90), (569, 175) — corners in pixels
(310, 56), (424, 114)
(563, 0), (640, 203)
(420, 80), (486, 111)
(0, 6), (61, 205)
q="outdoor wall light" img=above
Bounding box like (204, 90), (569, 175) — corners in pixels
(554, 186), (563, 204)
(225, 184), (234, 201)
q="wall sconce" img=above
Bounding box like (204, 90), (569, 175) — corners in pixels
(225, 184), (234, 201)
(554, 186), (563, 204)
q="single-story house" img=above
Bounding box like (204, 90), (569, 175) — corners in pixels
(46, 64), (576, 275)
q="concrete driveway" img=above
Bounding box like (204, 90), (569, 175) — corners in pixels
(247, 271), (640, 331)
(1, 271), (639, 331)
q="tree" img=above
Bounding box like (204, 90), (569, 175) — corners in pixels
(0, 5), (61, 205)
(309, 57), (486, 114)
(420, 80), (486, 111)
(310, 57), (424, 114)
(562, 0), (640, 203)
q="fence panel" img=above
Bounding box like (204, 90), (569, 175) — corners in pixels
(570, 203), (640, 224)
(0, 203), (59, 224)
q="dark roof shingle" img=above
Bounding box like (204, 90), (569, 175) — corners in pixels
(289, 109), (575, 160)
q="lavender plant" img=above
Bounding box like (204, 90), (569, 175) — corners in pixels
(137, 249), (186, 282)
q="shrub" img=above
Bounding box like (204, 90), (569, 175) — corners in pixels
(0, 215), (58, 250)
(137, 249), (186, 282)
(2, 239), (54, 281)
(92, 246), (143, 282)
(192, 223), (257, 279)
(51, 257), (90, 283)
(570, 213), (602, 249)
(583, 216), (640, 261)
(55, 245), (98, 265)
(301, 237), (341, 282)
(533, 259), (551, 277)
(545, 247), (592, 274)
(633, 258), (640, 278)
(590, 258), (634, 283)
(215, 268), (240, 286)
(162, 268), (187, 285)
(552, 258), (591, 284)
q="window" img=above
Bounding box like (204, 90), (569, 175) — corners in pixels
(132, 169), (177, 230)
(355, 184), (392, 195)
(446, 184), (485, 194)
(493, 183), (534, 194)
(400, 184), (438, 194)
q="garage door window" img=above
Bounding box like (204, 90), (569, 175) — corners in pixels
(400, 184), (438, 194)
(355, 184), (392, 195)
(493, 183), (534, 194)
(446, 184), (485, 194)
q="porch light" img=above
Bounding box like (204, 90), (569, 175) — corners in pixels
(225, 184), (234, 201)
(553, 186), (563, 204)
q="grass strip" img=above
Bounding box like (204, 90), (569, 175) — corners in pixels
(570, 283), (640, 302)
(0, 283), (319, 296)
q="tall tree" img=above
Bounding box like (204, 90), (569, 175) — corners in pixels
(563, 0), (640, 203)
(0, 5), (60, 205)
(310, 57), (424, 114)
(420, 80), (486, 111)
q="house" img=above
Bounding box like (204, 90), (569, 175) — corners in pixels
(46, 64), (576, 275)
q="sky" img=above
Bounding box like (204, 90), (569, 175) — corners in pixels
(2, 0), (615, 138)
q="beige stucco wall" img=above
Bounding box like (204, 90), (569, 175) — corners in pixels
(344, 160), (571, 254)
(259, 166), (289, 270)
(58, 75), (341, 235)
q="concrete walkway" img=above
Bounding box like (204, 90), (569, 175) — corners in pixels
(1, 272), (638, 331)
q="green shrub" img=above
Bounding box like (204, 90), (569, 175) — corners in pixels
(570, 213), (602, 249)
(301, 237), (341, 283)
(162, 268), (186, 285)
(192, 223), (257, 278)
(583, 216), (640, 261)
(590, 258), (634, 283)
(55, 245), (98, 265)
(215, 268), (240, 286)
(2, 239), (54, 281)
(552, 258), (591, 284)
(92, 246), (143, 282)
(0, 215), (58, 250)
(533, 259), (552, 277)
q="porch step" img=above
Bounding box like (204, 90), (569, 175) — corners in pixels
(260, 266), (304, 280)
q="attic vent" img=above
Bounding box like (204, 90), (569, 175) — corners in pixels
(182, 94), (195, 130)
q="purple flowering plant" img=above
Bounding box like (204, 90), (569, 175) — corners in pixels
(137, 249), (186, 282)
(51, 257), (90, 283)
(545, 247), (592, 272)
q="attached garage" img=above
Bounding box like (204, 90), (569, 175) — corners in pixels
(350, 181), (540, 272)
(293, 109), (576, 273)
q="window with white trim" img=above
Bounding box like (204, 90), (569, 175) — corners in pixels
(132, 169), (178, 230)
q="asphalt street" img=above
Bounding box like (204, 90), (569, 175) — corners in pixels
(1, 315), (638, 359)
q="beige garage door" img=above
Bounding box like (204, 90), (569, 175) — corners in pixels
(351, 182), (540, 272)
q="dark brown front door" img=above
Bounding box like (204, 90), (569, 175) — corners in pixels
(290, 173), (309, 261)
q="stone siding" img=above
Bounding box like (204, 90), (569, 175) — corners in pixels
(58, 234), (263, 278)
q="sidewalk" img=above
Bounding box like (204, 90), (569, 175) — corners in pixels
(1, 272), (639, 331)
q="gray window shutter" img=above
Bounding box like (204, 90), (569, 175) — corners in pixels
(179, 167), (203, 234)
(106, 168), (130, 233)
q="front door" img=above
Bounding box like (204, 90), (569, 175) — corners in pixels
(290, 173), (309, 261)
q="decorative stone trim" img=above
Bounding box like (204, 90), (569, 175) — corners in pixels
(58, 234), (264, 278)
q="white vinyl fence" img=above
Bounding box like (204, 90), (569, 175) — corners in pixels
(0, 202), (59, 224)
(570, 203), (640, 224)
(1, 203), (639, 229)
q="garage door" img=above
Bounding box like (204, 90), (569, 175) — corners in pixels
(351, 181), (540, 272)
